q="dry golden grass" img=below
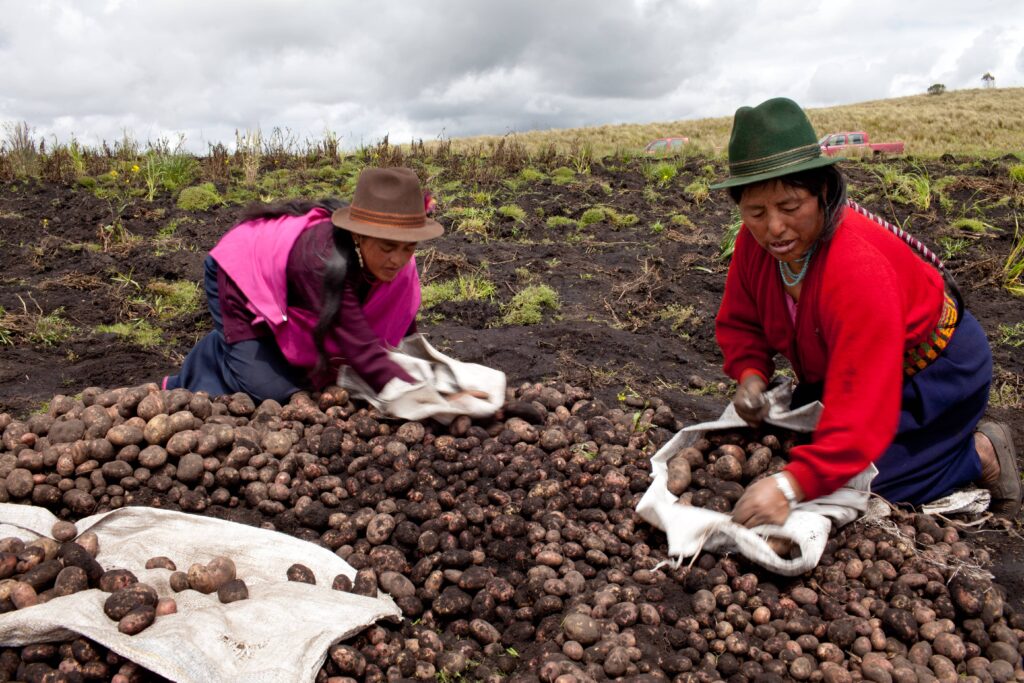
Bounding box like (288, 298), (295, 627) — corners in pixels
(445, 88), (1024, 159)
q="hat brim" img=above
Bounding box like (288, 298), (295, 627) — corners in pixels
(710, 155), (842, 191)
(332, 207), (445, 242)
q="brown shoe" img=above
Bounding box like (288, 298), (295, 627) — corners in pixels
(977, 420), (1023, 518)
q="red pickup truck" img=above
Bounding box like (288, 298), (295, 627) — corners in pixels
(818, 132), (905, 157)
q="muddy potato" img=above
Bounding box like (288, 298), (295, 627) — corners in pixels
(287, 563), (316, 584)
(118, 604), (156, 635)
(53, 566), (89, 596)
(154, 597), (177, 616)
(169, 571), (190, 592)
(104, 584), (158, 621)
(713, 454), (744, 482)
(144, 556), (176, 571)
(0, 552), (16, 580)
(666, 456), (692, 496)
(74, 532), (98, 557)
(187, 563), (217, 594)
(10, 581), (38, 609)
(218, 579), (249, 604)
(99, 569), (138, 593)
(206, 557), (236, 589)
(50, 521), (77, 543)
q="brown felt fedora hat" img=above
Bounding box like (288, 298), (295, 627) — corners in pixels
(332, 167), (444, 242)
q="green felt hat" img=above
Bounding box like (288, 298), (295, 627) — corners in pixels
(710, 97), (839, 190)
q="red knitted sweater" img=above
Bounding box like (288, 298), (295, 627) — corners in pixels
(715, 206), (945, 500)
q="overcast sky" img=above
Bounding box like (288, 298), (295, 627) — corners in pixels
(1, 0), (1021, 152)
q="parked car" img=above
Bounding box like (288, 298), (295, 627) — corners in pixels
(818, 131), (905, 157)
(644, 137), (690, 155)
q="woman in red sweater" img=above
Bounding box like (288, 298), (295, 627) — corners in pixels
(711, 98), (1021, 526)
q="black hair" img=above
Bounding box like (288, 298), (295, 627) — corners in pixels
(727, 165), (848, 240)
(239, 198), (359, 375)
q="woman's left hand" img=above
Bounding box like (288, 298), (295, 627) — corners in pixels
(732, 477), (791, 528)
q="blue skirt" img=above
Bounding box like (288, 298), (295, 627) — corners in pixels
(164, 256), (304, 403)
(794, 310), (991, 506)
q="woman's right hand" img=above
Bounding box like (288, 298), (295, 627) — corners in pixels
(733, 375), (769, 425)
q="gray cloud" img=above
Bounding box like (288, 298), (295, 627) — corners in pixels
(0, 0), (1020, 151)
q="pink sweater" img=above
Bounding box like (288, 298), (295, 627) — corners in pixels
(210, 209), (419, 391)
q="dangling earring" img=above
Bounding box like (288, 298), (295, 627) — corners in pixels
(353, 237), (364, 269)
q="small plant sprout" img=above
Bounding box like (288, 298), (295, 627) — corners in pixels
(1002, 217), (1024, 296)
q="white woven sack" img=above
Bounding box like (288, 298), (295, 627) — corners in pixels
(0, 504), (400, 683)
(636, 380), (876, 576)
(338, 333), (505, 424)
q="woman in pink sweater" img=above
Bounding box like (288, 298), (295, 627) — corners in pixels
(163, 167), (442, 405)
(710, 98), (1020, 525)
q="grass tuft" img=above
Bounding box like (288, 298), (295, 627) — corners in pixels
(177, 183), (223, 211)
(500, 285), (560, 326)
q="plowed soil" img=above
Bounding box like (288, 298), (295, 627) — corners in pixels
(2, 154), (1023, 592)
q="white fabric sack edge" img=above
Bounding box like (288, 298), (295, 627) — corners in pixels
(0, 504), (400, 683)
(636, 380), (876, 576)
(339, 333), (505, 425)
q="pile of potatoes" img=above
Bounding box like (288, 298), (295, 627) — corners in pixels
(1, 382), (1022, 682)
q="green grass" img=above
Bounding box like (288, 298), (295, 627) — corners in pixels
(1002, 218), (1024, 296)
(646, 162), (677, 186)
(28, 308), (74, 346)
(176, 182), (223, 211)
(995, 322), (1024, 348)
(937, 236), (970, 261)
(720, 208), (743, 261)
(421, 275), (496, 309)
(95, 320), (163, 348)
(497, 204), (526, 222)
(658, 304), (697, 333)
(500, 284), (559, 326)
(142, 280), (201, 320)
(550, 167), (576, 185)
(545, 216), (578, 230)
(1009, 164), (1024, 184)
(684, 178), (711, 204)
(951, 217), (999, 235)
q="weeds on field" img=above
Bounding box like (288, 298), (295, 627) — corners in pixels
(658, 304), (698, 336)
(990, 366), (1023, 409)
(1009, 164), (1024, 185)
(142, 280), (201, 320)
(1002, 216), (1024, 296)
(142, 143), (198, 201)
(951, 217), (999, 235)
(937, 236), (970, 261)
(497, 204), (526, 223)
(684, 178), (711, 205)
(3, 121), (39, 178)
(550, 167), (576, 186)
(719, 208), (743, 261)
(545, 216), (578, 230)
(995, 322), (1024, 348)
(500, 285), (559, 326)
(646, 162), (677, 186)
(236, 129), (262, 186)
(177, 183), (223, 211)
(421, 275), (496, 309)
(2, 296), (77, 347)
(95, 320), (163, 348)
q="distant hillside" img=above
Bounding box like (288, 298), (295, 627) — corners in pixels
(451, 88), (1024, 158)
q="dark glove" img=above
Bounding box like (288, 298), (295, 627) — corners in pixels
(733, 374), (769, 426)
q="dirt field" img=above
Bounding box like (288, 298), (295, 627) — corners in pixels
(2, 151), (1024, 647)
